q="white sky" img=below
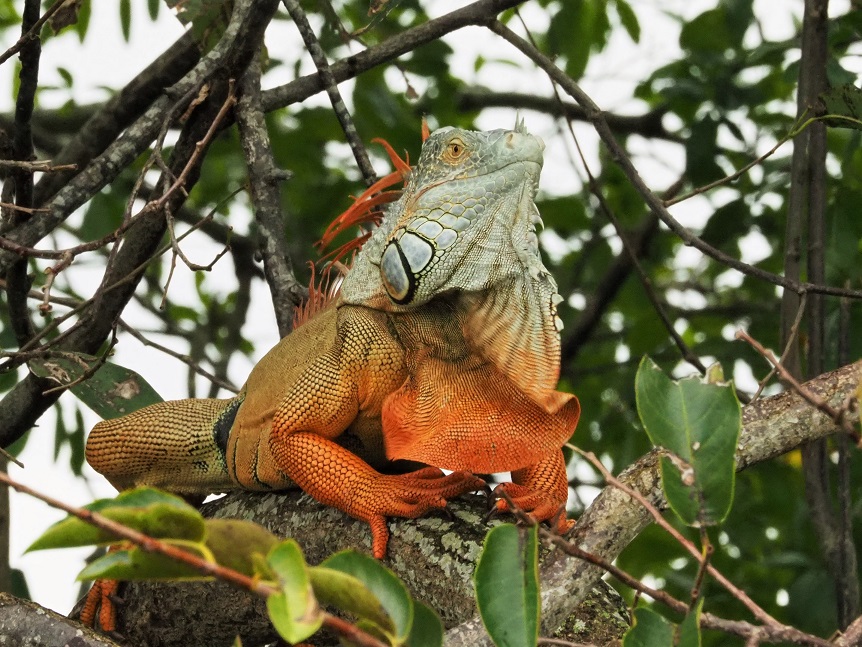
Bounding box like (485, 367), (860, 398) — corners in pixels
(0, 0), (853, 615)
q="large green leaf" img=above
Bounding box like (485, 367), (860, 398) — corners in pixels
(320, 550), (413, 643)
(310, 566), (394, 635)
(474, 523), (539, 647)
(28, 488), (204, 551)
(676, 599), (703, 647)
(406, 601), (443, 647)
(78, 545), (208, 581)
(28, 354), (163, 420)
(635, 357), (741, 526)
(266, 540), (323, 644)
(204, 519), (279, 576)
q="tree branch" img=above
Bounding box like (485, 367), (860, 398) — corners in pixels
(487, 20), (862, 301)
(454, 87), (680, 142)
(0, 0), (281, 448)
(236, 56), (307, 338)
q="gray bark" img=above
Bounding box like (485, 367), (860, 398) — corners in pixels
(0, 592), (121, 647)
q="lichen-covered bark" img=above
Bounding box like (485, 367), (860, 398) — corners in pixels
(0, 592), (121, 647)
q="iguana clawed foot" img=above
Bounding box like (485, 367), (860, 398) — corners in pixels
(361, 467), (485, 558)
(80, 577), (122, 633)
(492, 482), (575, 535)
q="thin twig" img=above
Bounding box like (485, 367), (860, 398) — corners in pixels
(663, 121), (804, 207)
(0, 160), (76, 172)
(512, 11), (708, 379)
(569, 445), (779, 627)
(0, 0), (67, 67)
(117, 320), (239, 394)
(500, 490), (833, 647)
(0, 202), (48, 214)
(752, 293), (807, 400)
(282, 0), (378, 186)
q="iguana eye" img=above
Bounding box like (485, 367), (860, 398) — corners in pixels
(442, 138), (467, 164)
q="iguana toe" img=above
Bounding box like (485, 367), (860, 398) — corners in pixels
(80, 578), (121, 632)
(362, 468), (484, 558)
(493, 482), (574, 534)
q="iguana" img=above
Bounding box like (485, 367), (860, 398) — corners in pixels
(83, 122), (580, 627)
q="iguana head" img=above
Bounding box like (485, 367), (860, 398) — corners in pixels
(343, 121), (552, 309)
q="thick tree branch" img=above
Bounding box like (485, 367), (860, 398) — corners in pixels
(259, 0), (528, 113)
(30, 31), (199, 208)
(0, 592), (120, 647)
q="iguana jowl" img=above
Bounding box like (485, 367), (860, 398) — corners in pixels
(86, 123), (581, 560)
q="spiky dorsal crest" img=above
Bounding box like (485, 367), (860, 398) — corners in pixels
(293, 137), (414, 328)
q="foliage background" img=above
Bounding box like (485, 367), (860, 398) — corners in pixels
(0, 0), (860, 644)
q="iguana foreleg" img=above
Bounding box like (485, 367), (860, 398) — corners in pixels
(264, 306), (484, 557)
(494, 449), (574, 533)
(269, 433), (482, 557)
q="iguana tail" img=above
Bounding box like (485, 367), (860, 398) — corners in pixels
(85, 396), (243, 495)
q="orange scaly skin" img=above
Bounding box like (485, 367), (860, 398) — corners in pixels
(83, 124), (580, 630)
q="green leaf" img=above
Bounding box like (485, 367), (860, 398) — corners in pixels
(623, 608), (673, 647)
(474, 523), (539, 647)
(320, 550), (413, 642)
(635, 357), (741, 526)
(204, 519), (279, 577)
(57, 67), (73, 87)
(78, 545), (208, 581)
(28, 488), (204, 551)
(676, 599), (703, 647)
(614, 0), (640, 43)
(28, 354), (163, 419)
(680, 8), (729, 54)
(817, 84), (862, 131)
(119, 0), (131, 41)
(266, 541), (323, 644)
(406, 600), (443, 647)
(73, 0), (91, 41)
(147, 0), (160, 20)
(310, 566), (394, 634)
